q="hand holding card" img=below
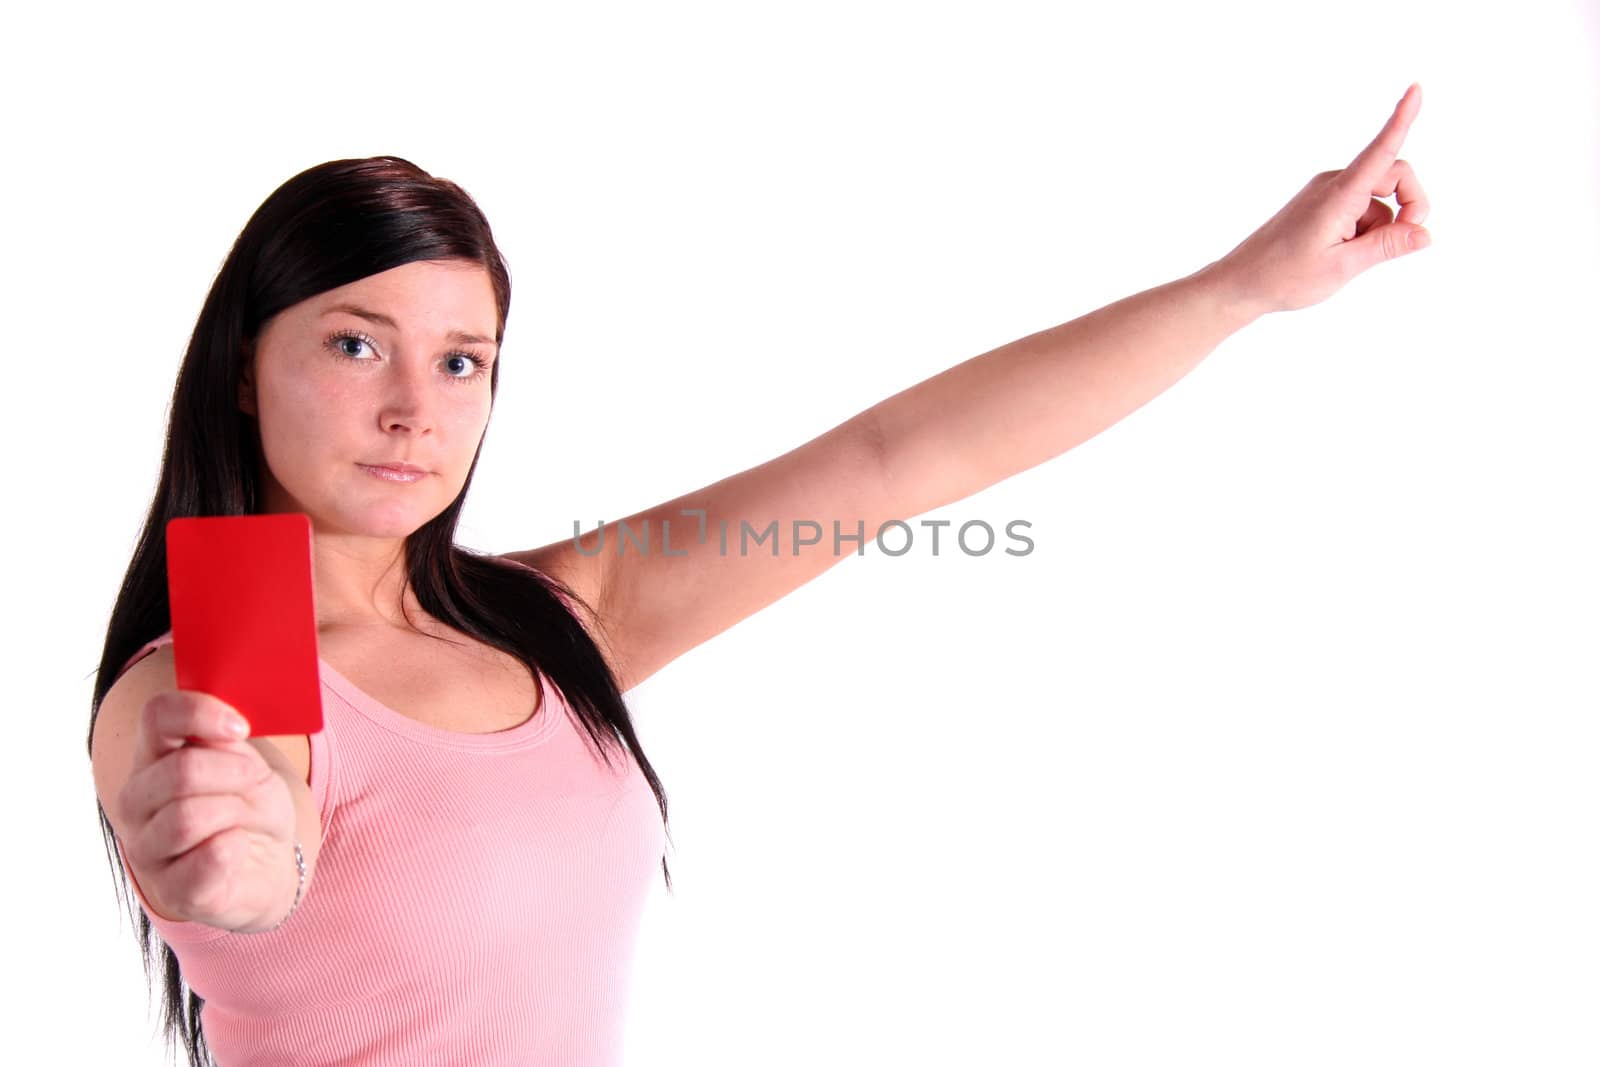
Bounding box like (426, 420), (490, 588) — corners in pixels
(165, 513), (324, 737)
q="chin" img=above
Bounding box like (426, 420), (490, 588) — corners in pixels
(312, 495), (443, 540)
(365, 507), (443, 539)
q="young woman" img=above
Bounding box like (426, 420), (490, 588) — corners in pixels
(88, 85), (1429, 1066)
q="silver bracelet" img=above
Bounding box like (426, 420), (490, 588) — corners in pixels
(257, 839), (306, 933)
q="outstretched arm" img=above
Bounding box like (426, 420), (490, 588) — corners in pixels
(507, 84), (1431, 693)
(859, 264), (1257, 525)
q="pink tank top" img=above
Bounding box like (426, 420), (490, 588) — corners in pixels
(111, 629), (666, 1066)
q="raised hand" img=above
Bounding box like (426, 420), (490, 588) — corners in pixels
(1211, 82), (1432, 316)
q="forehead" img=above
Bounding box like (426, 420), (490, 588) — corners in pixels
(288, 259), (499, 341)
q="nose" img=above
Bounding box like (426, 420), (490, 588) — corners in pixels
(377, 358), (435, 436)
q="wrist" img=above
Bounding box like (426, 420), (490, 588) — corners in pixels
(234, 839), (305, 935)
(1189, 259), (1273, 328)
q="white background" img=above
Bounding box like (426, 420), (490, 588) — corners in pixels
(5, 1), (1597, 1064)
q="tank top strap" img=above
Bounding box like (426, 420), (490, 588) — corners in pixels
(115, 629), (175, 685)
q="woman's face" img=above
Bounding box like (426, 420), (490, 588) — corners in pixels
(240, 258), (500, 538)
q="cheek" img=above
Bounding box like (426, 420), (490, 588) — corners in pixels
(438, 391), (494, 446)
(257, 364), (491, 468)
(257, 371), (357, 461)
(457, 393), (494, 431)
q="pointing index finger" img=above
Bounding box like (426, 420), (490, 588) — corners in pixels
(1347, 82), (1420, 184)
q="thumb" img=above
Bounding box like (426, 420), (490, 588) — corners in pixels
(1346, 222), (1432, 272)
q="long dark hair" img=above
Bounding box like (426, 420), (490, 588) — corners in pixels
(84, 156), (674, 1067)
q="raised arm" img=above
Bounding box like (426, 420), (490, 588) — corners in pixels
(508, 84), (1431, 692)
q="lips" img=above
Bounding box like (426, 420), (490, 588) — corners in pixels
(361, 462), (427, 475)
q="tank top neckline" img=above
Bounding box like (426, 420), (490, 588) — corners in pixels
(137, 630), (564, 753)
(316, 655), (565, 752)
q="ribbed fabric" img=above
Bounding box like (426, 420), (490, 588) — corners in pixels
(111, 628), (666, 1066)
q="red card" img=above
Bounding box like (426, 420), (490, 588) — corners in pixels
(165, 513), (324, 737)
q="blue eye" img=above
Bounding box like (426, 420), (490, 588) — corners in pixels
(324, 329), (492, 384)
(326, 330), (380, 362)
(330, 331), (376, 360)
(441, 351), (493, 380)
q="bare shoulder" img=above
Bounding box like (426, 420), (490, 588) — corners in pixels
(91, 643), (312, 805)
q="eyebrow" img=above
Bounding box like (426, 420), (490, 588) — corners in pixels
(321, 303), (497, 347)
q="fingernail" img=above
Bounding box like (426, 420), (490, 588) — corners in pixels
(1410, 228), (1431, 250)
(227, 714), (250, 738)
